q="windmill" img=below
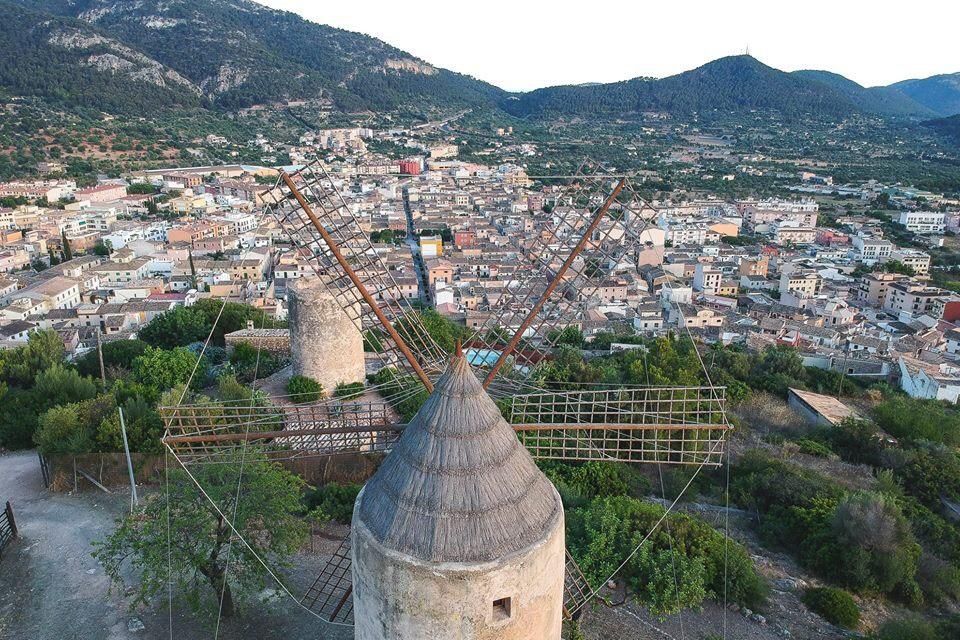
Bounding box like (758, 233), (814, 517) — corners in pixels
(160, 159), (731, 627)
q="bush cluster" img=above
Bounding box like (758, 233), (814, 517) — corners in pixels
(802, 587), (860, 628)
(304, 482), (361, 524)
(286, 375), (323, 403)
(732, 451), (923, 604)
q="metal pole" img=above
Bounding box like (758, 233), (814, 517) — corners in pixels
(280, 172), (434, 392)
(483, 178), (627, 387)
(118, 407), (138, 510)
(96, 329), (106, 385)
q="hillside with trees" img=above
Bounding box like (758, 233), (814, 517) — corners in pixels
(502, 56), (864, 120)
(0, 0), (504, 114)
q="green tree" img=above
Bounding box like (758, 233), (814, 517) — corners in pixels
(60, 229), (73, 261)
(1, 330), (65, 386)
(548, 326), (585, 348)
(33, 364), (98, 408)
(34, 403), (90, 455)
(75, 339), (149, 379)
(138, 307), (210, 349)
(126, 182), (157, 195)
(93, 455), (307, 617)
(133, 347), (208, 397)
(749, 345), (806, 395)
(191, 299), (282, 346)
(93, 239), (112, 256)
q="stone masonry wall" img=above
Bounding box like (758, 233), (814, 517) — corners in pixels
(288, 278), (365, 395)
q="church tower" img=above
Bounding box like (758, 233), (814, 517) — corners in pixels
(351, 350), (565, 639)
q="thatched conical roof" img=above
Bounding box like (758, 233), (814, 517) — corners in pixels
(355, 351), (562, 563)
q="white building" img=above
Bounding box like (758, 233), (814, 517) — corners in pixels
(693, 264), (722, 294)
(899, 356), (960, 404)
(852, 235), (894, 265)
(898, 211), (945, 234)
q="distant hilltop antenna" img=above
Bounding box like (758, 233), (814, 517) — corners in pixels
(745, 44), (751, 56)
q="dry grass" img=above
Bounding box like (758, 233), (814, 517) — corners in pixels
(733, 392), (809, 436)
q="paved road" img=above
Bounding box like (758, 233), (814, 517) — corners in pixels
(0, 450), (350, 640)
(401, 185), (430, 303)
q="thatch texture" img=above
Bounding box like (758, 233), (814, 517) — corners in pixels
(356, 353), (562, 563)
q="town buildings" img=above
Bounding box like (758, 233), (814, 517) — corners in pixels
(0, 129), (958, 406)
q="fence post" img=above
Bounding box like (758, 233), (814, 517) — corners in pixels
(5, 502), (17, 539)
(37, 452), (50, 489)
(118, 407), (139, 510)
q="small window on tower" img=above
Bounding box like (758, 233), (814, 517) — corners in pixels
(492, 597), (512, 621)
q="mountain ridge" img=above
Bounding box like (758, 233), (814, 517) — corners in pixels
(1, 0), (958, 120)
(790, 69), (937, 117)
(1, 0), (504, 113)
(502, 56), (860, 119)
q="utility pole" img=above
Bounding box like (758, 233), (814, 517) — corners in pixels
(118, 407), (138, 511)
(95, 329), (106, 385)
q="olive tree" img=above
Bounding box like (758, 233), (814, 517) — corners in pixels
(94, 453), (307, 617)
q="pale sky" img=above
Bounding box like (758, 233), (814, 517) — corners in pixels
(259, 0), (959, 92)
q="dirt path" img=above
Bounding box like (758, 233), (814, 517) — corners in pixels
(0, 450), (350, 640)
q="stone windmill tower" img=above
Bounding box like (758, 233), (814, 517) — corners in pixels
(351, 347), (566, 639)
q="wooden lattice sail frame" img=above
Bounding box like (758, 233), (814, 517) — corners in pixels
(159, 160), (733, 625)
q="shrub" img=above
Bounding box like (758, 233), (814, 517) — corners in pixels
(539, 461), (650, 509)
(369, 367), (427, 421)
(304, 482), (361, 524)
(95, 396), (164, 455)
(34, 404), (90, 455)
(633, 547), (707, 616)
(287, 375), (323, 403)
(916, 553), (960, 605)
(228, 342), (284, 382)
(334, 381), (365, 400)
(568, 496), (766, 615)
(802, 587), (859, 628)
(732, 453), (922, 602)
(872, 395), (960, 446)
(876, 617), (941, 640)
(796, 438), (834, 458)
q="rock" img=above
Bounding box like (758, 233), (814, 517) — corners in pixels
(750, 613), (767, 625)
(607, 580), (616, 590)
(85, 568), (96, 575)
(773, 577), (806, 591)
(776, 627), (791, 638)
(741, 607), (753, 617)
(127, 618), (145, 633)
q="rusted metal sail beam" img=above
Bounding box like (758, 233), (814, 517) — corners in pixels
(280, 171), (434, 392)
(482, 178), (626, 387)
